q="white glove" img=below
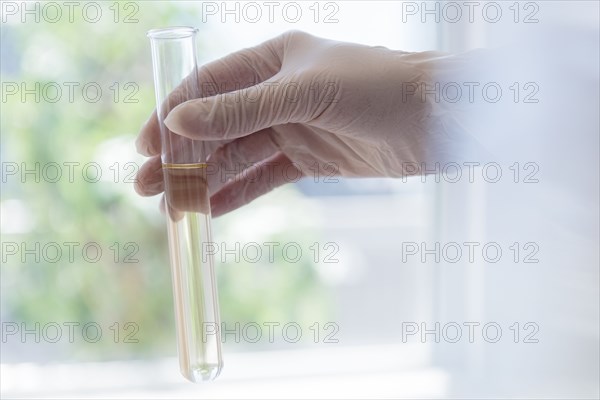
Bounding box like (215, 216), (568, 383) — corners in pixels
(135, 30), (481, 216)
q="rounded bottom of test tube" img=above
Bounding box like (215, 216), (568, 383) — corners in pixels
(184, 363), (223, 383)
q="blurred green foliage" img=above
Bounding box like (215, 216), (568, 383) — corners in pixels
(1, 2), (330, 361)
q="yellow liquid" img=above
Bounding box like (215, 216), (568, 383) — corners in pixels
(163, 163), (223, 382)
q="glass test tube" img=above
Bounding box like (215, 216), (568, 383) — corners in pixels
(147, 27), (223, 382)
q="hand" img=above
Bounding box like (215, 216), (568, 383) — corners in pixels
(135, 30), (465, 217)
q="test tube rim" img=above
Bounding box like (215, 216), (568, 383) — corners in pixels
(147, 26), (199, 40)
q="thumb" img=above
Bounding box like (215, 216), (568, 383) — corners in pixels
(164, 78), (309, 140)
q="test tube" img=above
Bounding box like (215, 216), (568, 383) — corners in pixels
(147, 26), (223, 382)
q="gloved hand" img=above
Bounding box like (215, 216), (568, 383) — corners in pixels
(135, 30), (476, 217)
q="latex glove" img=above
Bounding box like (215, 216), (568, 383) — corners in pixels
(135, 30), (478, 217)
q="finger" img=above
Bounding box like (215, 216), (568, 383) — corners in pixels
(136, 110), (160, 156)
(206, 128), (280, 195)
(134, 155), (163, 196)
(210, 152), (302, 217)
(136, 33), (286, 157)
(134, 128), (280, 197)
(164, 75), (312, 141)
